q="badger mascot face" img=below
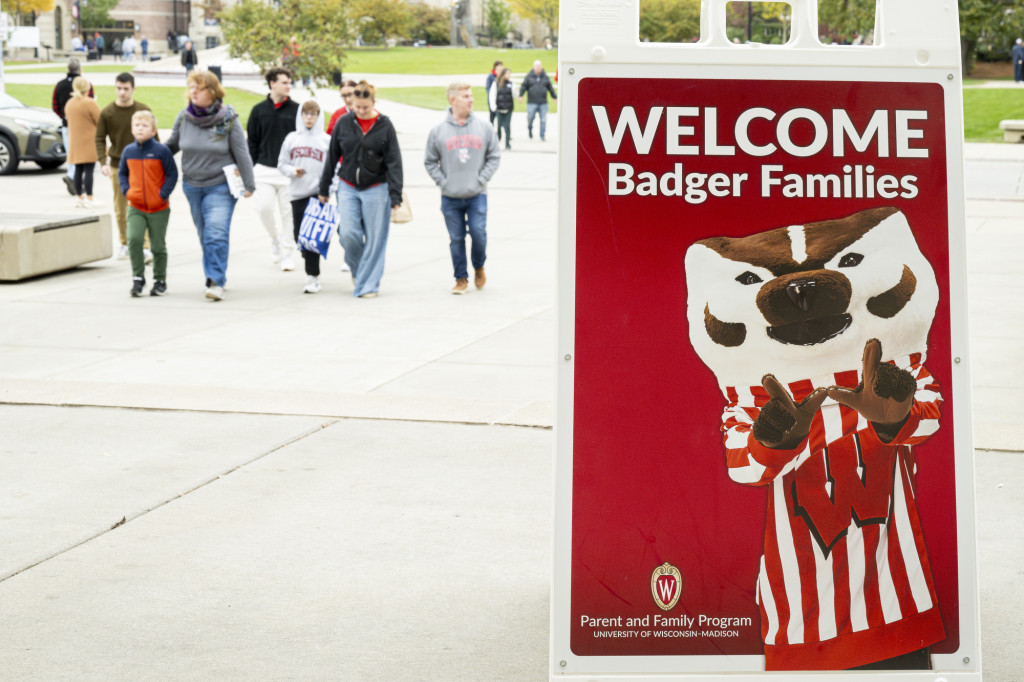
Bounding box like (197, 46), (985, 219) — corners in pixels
(683, 207), (946, 671)
(684, 206), (939, 388)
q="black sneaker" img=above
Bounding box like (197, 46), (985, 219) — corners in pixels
(130, 277), (145, 297)
(62, 176), (75, 196)
(150, 280), (167, 296)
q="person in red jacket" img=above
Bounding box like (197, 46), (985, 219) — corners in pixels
(118, 111), (179, 297)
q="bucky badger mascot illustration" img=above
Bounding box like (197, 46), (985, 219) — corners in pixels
(684, 207), (945, 671)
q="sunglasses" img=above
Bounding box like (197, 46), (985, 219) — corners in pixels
(353, 89), (372, 98)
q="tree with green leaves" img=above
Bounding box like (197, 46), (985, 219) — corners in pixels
(219, 0), (350, 87)
(508, 0), (558, 40)
(959, 0), (1024, 73)
(484, 0), (514, 42)
(408, 3), (450, 45)
(352, 0), (411, 45)
(79, 0), (118, 29)
(817, 0), (876, 44)
(639, 0), (700, 43)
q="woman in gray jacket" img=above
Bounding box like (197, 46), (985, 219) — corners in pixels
(166, 71), (255, 301)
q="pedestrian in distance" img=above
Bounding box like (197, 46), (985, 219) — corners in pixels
(96, 72), (156, 262)
(119, 110), (178, 297)
(318, 81), (404, 298)
(141, 35), (149, 61)
(485, 60), (503, 125)
(326, 79), (358, 135)
(65, 76), (101, 208)
(166, 70), (255, 302)
(112, 38), (122, 62)
(248, 67), (300, 271)
(518, 60), (557, 141)
(52, 57), (93, 193)
(1013, 38), (1024, 83)
(123, 35), (136, 62)
(95, 33), (105, 59)
(181, 40), (198, 76)
(489, 67), (515, 150)
(278, 100), (331, 294)
(424, 82), (501, 295)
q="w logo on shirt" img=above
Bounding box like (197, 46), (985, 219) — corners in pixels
(651, 562), (682, 611)
(791, 435), (897, 556)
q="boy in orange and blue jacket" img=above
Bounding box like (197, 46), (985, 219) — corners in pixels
(118, 110), (178, 297)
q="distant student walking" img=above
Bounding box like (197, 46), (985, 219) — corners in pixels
(278, 100), (331, 294)
(424, 82), (501, 294)
(119, 110), (178, 297)
(518, 60), (557, 141)
(488, 67), (515, 150)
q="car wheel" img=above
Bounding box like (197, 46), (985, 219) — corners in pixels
(37, 160), (64, 170)
(0, 135), (19, 175)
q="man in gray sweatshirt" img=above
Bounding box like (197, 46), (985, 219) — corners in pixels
(424, 82), (501, 295)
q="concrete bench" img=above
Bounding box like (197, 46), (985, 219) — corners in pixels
(999, 119), (1024, 143)
(0, 212), (112, 281)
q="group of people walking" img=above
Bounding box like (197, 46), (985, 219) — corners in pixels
(53, 60), (510, 301)
(485, 59), (557, 146)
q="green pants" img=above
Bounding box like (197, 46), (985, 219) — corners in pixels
(127, 206), (170, 280)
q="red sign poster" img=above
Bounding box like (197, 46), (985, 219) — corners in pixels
(569, 77), (960, 672)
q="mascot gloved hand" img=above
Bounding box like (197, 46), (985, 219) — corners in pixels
(752, 376), (827, 450)
(828, 338), (916, 442)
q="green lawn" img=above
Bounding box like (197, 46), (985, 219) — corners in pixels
(963, 88), (1024, 142)
(5, 83), (265, 129)
(379, 85), (558, 113)
(341, 46), (558, 75)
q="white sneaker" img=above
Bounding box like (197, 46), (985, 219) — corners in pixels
(303, 275), (321, 294)
(270, 239), (281, 264)
(117, 244), (129, 260)
(143, 248), (154, 264)
(340, 262), (351, 272)
(205, 285), (224, 301)
(280, 255), (295, 271)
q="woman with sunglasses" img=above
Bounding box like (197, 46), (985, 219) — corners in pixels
(167, 70), (255, 301)
(318, 81), (403, 298)
(326, 80), (358, 135)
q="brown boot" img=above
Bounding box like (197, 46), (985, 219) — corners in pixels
(452, 278), (469, 294)
(474, 267), (486, 289)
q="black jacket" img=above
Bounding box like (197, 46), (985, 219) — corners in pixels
(246, 96), (299, 167)
(181, 48), (198, 68)
(519, 70), (557, 105)
(52, 72), (90, 126)
(319, 112), (403, 207)
(495, 82), (514, 112)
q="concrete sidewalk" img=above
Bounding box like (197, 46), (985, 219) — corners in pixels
(0, 85), (1021, 680)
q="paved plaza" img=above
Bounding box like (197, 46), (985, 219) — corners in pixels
(0, 66), (1022, 680)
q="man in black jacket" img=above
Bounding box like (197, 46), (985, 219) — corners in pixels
(518, 60), (557, 142)
(247, 68), (300, 271)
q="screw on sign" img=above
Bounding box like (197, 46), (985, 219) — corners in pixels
(553, 1), (980, 679)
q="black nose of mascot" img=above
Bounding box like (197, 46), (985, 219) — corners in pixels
(786, 279), (817, 312)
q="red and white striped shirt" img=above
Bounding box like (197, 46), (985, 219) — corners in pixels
(721, 352), (945, 670)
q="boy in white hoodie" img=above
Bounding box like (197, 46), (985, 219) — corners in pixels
(278, 100), (331, 293)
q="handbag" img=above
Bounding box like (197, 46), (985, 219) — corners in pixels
(391, 191), (413, 223)
(297, 197), (339, 257)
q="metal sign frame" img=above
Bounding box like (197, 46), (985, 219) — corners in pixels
(553, 1), (981, 679)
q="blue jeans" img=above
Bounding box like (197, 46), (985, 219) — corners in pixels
(183, 181), (237, 287)
(337, 182), (391, 297)
(441, 194), (487, 280)
(526, 102), (549, 140)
